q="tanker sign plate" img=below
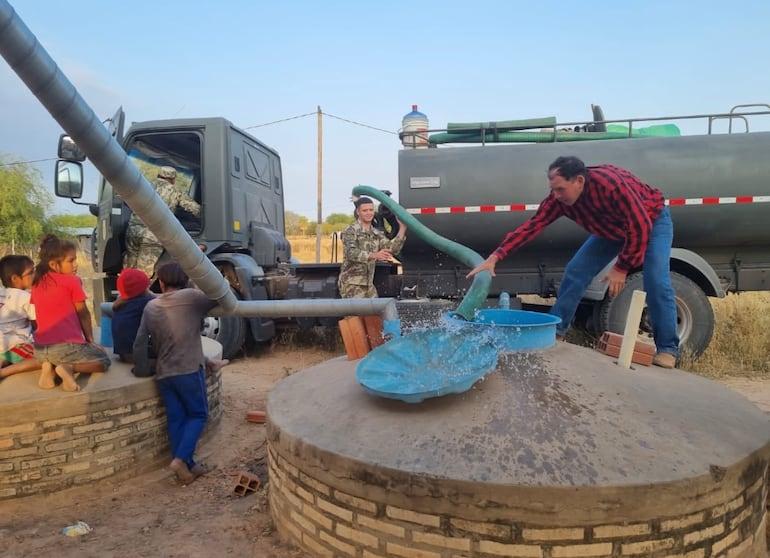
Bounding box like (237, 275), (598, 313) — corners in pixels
(410, 176), (440, 189)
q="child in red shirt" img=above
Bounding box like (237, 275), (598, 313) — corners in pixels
(31, 234), (111, 391)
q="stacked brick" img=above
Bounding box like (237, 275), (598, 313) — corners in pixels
(0, 369), (223, 500)
(268, 446), (768, 558)
(595, 332), (655, 366)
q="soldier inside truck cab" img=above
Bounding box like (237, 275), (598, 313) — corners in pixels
(123, 166), (201, 279)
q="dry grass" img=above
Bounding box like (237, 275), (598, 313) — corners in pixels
(683, 292), (770, 378)
(289, 235), (341, 264)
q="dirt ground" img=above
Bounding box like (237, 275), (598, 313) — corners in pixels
(0, 343), (338, 558)
(1, 344), (769, 558)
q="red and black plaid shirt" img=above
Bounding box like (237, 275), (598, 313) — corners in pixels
(493, 164), (665, 272)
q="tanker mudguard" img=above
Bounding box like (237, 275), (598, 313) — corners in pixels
(581, 249), (724, 302)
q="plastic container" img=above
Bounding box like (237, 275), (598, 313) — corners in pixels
(62, 521), (92, 537)
(401, 105), (429, 149)
(444, 309), (561, 353)
(99, 315), (113, 347)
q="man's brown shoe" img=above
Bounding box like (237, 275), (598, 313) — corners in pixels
(652, 352), (676, 369)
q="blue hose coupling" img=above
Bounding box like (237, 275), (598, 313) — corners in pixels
(382, 319), (402, 341)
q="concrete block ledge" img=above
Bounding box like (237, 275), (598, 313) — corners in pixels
(0, 337), (223, 501)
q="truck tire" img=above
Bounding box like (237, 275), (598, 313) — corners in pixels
(200, 289), (246, 360)
(596, 271), (714, 357)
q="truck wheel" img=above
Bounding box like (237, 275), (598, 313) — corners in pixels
(596, 271), (714, 357)
(200, 290), (246, 360)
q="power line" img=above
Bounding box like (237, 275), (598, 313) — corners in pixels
(0, 157), (56, 168)
(322, 111), (397, 135)
(244, 110), (397, 136)
(244, 112), (315, 130)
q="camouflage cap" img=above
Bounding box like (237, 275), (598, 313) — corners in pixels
(158, 166), (176, 180)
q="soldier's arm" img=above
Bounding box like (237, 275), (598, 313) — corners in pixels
(341, 229), (370, 263)
(177, 193), (201, 218)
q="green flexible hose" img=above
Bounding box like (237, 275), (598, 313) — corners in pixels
(351, 185), (490, 321)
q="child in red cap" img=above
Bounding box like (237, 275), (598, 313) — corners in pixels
(111, 268), (154, 363)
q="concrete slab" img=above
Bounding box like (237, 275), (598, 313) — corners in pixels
(269, 342), (770, 486)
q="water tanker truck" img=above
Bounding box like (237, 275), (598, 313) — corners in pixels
(395, 104), (770, 356)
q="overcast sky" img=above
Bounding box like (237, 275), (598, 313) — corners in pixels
(2, 0), (769, 219)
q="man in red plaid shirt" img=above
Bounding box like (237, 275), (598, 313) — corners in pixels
(467, 155), (679, 368)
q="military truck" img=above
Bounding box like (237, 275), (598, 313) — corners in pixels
(55, 103), (770, 359)
(56, 107), (390, 359)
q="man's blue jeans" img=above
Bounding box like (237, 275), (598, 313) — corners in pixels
(550, 206), (680, 356)
(157, 368), (209, 469)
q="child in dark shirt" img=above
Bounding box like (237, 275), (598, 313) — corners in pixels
(111, 268), (154, 363)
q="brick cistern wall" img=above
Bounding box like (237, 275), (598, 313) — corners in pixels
(0, 369), (223, 500)
(268, 446), (768, 557)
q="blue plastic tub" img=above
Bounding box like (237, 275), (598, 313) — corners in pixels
(444, 309), (561, 352)
(356, 328), (499, 403)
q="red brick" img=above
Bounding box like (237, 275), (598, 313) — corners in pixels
(595, 331), (655, 366)
(232, 471), (261, 496)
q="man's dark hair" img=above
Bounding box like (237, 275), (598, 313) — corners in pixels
(157, 261), (189, 289)
(0, 255), (34, 288)
(353, 196), (374, 208)
(548, 156), (587, 181)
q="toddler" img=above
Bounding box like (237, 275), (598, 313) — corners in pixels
(0, 255), (41, 378)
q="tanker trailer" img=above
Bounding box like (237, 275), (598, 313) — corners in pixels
(394, 104), (770, 356)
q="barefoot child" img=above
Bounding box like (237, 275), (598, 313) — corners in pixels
(31, 234), (111, 391)
(0, 255), (41, 378)
(133, 262), (227, 484)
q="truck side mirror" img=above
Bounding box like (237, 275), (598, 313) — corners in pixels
(58, 133), (86, 161)
(55, 160), (84, 199)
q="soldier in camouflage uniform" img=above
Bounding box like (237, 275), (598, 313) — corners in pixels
(124, 166), (201, 279)
(337, 197), (407, 298)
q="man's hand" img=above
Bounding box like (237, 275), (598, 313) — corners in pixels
(466, 255), (499, 279)
(370, 248), (394, 261)
(602, 267), (627, 298)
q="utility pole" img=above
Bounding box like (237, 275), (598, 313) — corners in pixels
(315, 105), (323, 263)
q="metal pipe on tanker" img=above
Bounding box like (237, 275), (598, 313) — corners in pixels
(0, 1), (235, 312)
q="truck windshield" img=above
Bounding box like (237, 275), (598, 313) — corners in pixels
(124, 131), (202, 232)
(126, 131), (201, 201)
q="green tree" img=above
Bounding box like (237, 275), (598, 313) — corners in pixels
(285, 211), (310, 236)
(0, 156), (52, 251)
(323, 212), (352, 235)
(325, 213), (352, 226)
(48, 214), (97, 229)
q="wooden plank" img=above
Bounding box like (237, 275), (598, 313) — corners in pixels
(339, 317), (369, 360)
(362, 315), (384, 349)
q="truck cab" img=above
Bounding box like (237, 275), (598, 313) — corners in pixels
(57, 108), (293, 357)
